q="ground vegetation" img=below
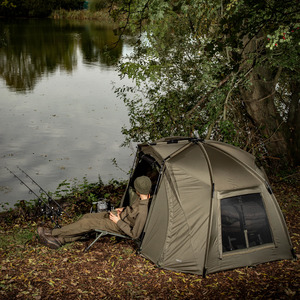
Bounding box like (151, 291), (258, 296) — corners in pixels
(0, 173), (299, 299)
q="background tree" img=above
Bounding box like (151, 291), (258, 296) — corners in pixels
(0, 0), (85, 17)
(111, 0), (300, 167)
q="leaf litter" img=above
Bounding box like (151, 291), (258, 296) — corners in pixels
(0, 179), (299, 299)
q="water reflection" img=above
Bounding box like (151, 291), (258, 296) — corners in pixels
(0, 19), (134, 210)
(0, 18), (123, 92)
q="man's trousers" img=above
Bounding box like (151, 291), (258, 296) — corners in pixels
(52, 212), (123, 244)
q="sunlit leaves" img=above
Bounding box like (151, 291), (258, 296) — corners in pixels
(266, 25), (300, 50)
(0, 0), (16, 8)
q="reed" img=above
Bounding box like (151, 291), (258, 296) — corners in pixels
(51, 8), (114, 22)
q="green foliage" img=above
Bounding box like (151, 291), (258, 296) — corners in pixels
(115, 1), (245, 146)
(113, 0), (300, 161)
(87, 192), (98, 204)
(0, 177), (126, 231)
(266, 26), (300, 50)
(0, 227), (34, 253)
(0, 0), (16, 8)
(0, 202), (11, 211)
(15, 176), (125, 213)
(88, 0), (109, 12)
(54, 177), (102, 200)
(267, 26), (300, 71)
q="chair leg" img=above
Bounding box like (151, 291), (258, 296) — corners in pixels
(84, 232), (106, 252)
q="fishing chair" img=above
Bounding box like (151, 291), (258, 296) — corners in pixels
(84, 229), (132, 252)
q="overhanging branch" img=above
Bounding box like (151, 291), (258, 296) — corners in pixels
(186, 74), (231, 117)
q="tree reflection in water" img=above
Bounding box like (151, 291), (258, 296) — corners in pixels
(0, 18), (123, 92)
(0, 18), (134, 210)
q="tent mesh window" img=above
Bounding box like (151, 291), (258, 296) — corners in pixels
(221, 193), (273, 252)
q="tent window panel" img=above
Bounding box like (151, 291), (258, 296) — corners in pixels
(221, 193), (273, 252)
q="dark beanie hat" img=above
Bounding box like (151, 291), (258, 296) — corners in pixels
(134, 176), (152, 195)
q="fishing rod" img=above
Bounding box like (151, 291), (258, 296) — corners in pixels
(6, 167), (64, 228)
(17, 166), (70, 218)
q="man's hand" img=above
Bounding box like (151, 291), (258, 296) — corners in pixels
(109, 211), (121, 224)
(115, 207), (124, 213)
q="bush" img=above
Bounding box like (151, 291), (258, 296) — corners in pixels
(88, 0), (109, 12)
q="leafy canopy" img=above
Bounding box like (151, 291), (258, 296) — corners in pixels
(113, 0), (300, 154)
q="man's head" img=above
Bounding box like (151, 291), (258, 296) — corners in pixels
(134, 176), (152, 195)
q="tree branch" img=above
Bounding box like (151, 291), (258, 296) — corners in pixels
(186, 74), (231, 117)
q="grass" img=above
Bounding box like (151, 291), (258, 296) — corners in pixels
(0, 226), (35, 254)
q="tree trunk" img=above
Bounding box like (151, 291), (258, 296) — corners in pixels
(287, 80), (300, 166)
(239, 35), (290, 165)
(240, 66), (288, 159)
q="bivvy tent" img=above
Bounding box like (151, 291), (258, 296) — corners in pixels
(121, 137), (294, 275)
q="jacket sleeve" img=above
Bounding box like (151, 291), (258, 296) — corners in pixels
(116, 200), (149, 239)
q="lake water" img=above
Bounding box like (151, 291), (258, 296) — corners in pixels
(0, 18), (136, 210)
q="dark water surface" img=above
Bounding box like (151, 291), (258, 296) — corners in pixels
(0, 18), (135, 209)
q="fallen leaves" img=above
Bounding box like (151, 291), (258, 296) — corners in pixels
(0, 180), (299, 299)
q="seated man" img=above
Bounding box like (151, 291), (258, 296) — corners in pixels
(37, 176), (152, 249)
